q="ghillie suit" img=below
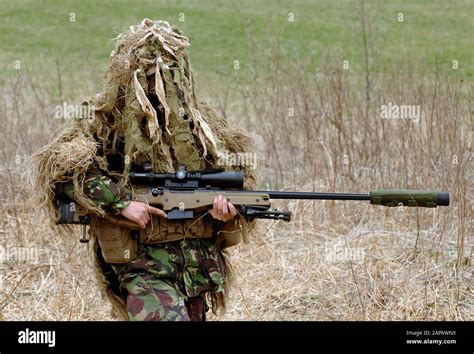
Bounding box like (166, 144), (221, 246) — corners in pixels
(34, 19), (256, 319)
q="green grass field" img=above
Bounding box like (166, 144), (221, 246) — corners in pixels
(1, 0), (472, 86)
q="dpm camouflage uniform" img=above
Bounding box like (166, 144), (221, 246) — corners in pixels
(62, 165), (226, 321)
(114, 239), (225, 321)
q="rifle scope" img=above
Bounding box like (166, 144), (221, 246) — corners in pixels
(129, 169), (244, 189)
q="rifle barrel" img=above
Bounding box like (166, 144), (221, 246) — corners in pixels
(258, 189), (449, 208)
(262, 191), (371, 201)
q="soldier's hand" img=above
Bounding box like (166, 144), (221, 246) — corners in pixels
(210, 195), (238, 222)
(120, 201), (167, 229)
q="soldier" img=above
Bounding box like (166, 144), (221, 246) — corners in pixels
(35, 19), (256, 321)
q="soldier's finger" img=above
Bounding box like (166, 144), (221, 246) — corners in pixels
(228, 202), (237, 217)
(141, 214), (149, 225)
(213, 196), (218, 214)
(217, 195), (224, 215)
(135, 217), (146, 229)
(222, 198), (229, 214)
(148, 205), (167, 219)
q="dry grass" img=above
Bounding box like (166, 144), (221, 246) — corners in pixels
(208, 36), (472, 319)
(0, 42), (472, 321)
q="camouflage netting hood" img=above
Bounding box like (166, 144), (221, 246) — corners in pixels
(33, 18), (257, 319)
(35, 18), (257, 223)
